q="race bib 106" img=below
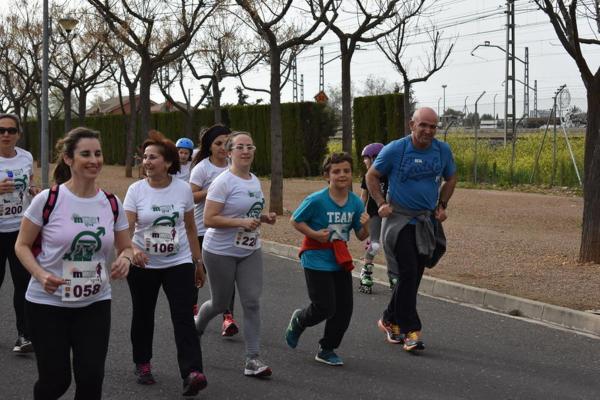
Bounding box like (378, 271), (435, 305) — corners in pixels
(144, 225), (179, 255)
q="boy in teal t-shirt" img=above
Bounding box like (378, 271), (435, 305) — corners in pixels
(285, 152), (369, 366)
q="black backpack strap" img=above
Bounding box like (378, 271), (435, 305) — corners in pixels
(42, 185), (60, 226)
(102, 190), (119, 222)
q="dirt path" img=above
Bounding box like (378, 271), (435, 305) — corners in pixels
(57, 167), (599, 311)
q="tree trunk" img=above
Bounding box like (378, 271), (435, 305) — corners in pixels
(403, 78), (412, 136)
(63, 87), (72, 133)
(185, 109), (194, 138)
(78, 89), (87, 126)
(579, 81), (600, 262)
(125, 87), (137, 178)
(139, 60), (153, 138)
(212, 76), (222, 124)
(340, 50), (353, 154)
(14, 103), (26, 148)
(269, 49), (283, 215)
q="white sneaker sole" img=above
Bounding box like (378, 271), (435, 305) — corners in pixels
(244, 367), (272, 377)
(314, 355), (343, 366)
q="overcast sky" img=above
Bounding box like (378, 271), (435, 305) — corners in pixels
(2, 0), (598, 119)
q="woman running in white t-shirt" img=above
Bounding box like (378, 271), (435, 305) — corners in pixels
(0, 113), (40, 354)
(124, 130), (207, 396)
(15, 127), (133, 400)
(189, 124), (240, 337)
(195, 131), (277, 377)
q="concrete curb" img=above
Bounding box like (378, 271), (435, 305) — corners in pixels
(261, 240), (600, 337)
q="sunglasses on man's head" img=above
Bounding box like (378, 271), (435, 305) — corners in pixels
(0, 127), (18, 135)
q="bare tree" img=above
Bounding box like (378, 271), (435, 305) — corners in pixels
(314, 0), (425, 153)
(235, 0), (337, 214)
(104, 38), (142, 178)
(49, 5), (111, 132)
(195, 17), (264, 123)
(0, 8), (42, 140)
(156, 58), (213, 137)
(533, 0), (600, 262)
(377, 13), (454, 134)
(155, 15), (264, 134)
(87, 0), (218, 138)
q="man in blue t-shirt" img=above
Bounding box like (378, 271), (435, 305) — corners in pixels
(366, 107), (457, 352)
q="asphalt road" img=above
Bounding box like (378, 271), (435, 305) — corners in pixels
(1, 254), (598, 400)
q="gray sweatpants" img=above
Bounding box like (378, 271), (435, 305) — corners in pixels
(196, 249), (263, 359)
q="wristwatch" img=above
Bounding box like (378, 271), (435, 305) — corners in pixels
(438, 200), (448, 209)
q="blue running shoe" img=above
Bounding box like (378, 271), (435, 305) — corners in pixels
(285, 309), (304, 349)
(315, 348), (344, 366)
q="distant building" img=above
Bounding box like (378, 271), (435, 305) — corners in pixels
(150, 100), (189, 113)
(86, 95), (158, 116)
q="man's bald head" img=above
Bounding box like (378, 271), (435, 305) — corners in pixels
(411, 107), (438, 123)
(409, 107), (439, 149)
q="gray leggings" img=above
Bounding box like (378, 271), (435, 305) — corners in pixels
(197, 249), (263, 358)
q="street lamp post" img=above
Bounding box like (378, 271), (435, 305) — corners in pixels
(437, 97), (441, 116)
(442, 85), (447, 112)
(41, 0), (49, 188)
(471, 41), (530, 145)
(41, 9), (79, 189)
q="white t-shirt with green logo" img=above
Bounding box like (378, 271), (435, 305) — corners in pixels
(189, 158), (228, 236)
(203, 170), (265, 257)
(123, 177), (194, 269)
(0, 147), (33, 232)
(23, 185), (129, 307)
(172, 162), (191, 182)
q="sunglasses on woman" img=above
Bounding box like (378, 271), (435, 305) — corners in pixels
(0, 127), (18, 135)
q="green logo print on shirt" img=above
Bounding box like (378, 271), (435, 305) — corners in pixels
(63, 227), (106, 261)
(246, 198), (264, 219)
(152, 212), (179, 227)
(14, 175), (27, 191)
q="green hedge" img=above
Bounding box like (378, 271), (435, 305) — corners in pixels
(24, 102), (335, 177)
(353, 93), (405, 173)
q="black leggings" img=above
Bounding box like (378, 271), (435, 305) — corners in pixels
(383, 224), (428, 333)
(0, 230), (31, 338)
(296, 268), (353, 350)
(194, 235), (235, 314)
(25, 300), (111, 400)
(127, 263), (203, 378)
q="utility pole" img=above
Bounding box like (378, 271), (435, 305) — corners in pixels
(319, 46), (324, 93)
(493, 93), (498, 122)
(524, 47), (529, 117)
(534, 79), (538, 117)
(292, 56), (298, 102)
(300, 74), (304, 102)
(504, 0), (517, 146)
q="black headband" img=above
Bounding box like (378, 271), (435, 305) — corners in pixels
(202, 125), (231, 148)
